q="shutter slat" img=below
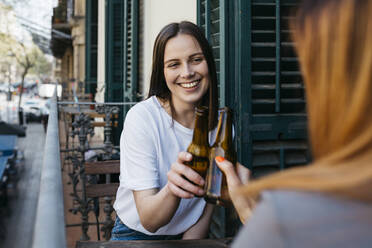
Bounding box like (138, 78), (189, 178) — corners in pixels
(85, 0), (98, 94)
(249, 0), (308, 180)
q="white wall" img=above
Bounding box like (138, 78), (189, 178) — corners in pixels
(95, 0), (106, 103)
(142, 0), (196, 97)
(93, 0), (106, 141)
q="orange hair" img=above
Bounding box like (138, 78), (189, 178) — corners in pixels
(240, 0), (372, 202)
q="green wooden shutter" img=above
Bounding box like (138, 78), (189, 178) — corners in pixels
(237, 0), (310, 178)
(198, 0), (234, 108)
(123, 0), (139, 115)
(105, 0), (124, 145)
(85, 0), (98, 95)
(105, 0), (139, 145)
(199, 0), (311, 238)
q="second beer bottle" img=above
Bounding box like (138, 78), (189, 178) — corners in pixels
(204, 107), (236, 206)
(185, 106), (210, 179)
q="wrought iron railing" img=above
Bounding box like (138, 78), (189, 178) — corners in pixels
(59, 90), (136, 240)
(31, 85), (137, 245)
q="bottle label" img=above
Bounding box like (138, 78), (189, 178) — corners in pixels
(209, 159), (222, 196)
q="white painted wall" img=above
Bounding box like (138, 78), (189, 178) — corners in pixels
(142, 0), (196, 97)
(93, 0), (106, 141)
(95, 0), (106, 103)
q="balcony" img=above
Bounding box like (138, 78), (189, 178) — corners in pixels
(0, 87), (233, 247)
(50, 0), (72, 58)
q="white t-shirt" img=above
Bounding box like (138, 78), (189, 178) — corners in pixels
(113, 96), (215, 235)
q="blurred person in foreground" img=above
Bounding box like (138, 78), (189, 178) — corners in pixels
(217, 0), (372, 247)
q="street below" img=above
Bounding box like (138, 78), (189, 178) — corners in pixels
(1, 123), (45, 248)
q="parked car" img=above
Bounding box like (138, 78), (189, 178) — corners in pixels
(25, 107), (42, 123)
(0, 83), (16, 93)
(22, 99), (48, 123)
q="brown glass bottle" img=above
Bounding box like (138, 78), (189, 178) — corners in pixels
(185, 106), (210, 179)
(204, 107), (236, 206)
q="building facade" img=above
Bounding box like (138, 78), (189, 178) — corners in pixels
(84, 0), (310, 175)
(51, 0), (86, 96)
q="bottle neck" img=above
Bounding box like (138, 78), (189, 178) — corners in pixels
(214, 108), (233, 149)
(192, 110), (209, 146)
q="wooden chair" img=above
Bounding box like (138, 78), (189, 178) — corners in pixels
(84, 160), (120, 240)
(88, 112), (119, 128)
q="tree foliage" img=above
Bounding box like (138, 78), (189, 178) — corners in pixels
(0, 1), (52, 110)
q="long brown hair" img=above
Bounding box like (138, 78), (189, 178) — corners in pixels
(240, 0), (372, 202)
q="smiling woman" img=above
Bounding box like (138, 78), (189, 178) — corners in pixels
(148, 21), (218, 130)
(111, 21), (219, 241)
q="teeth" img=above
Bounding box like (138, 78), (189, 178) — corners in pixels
(180, 81), (199, 88)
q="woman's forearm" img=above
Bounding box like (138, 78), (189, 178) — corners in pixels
(133, 183), (181, 233)
(133, 151), (208, 233)
(182, 203), (214, 239)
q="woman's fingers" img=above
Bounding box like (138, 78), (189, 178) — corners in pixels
(167, 181), (194, 198)
(167, 167), (205, 197)
(175, 152), (205, 186)
(177, 151), (192, 163)
(236, 162), (251, 185)
(168, 153), (251, 200)
(167, 152), (205, 198)
(215, 157), (242, 188)
(215, 157), (254, 224)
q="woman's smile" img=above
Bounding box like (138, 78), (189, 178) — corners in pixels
(178, 79), (201, 89)
(163, 33), (210, 108)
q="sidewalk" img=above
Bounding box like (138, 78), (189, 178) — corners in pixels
(2, 123), (45, 248)
(1, 120), (111, 248)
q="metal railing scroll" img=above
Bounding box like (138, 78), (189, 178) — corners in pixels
(58, 97), (135, 240)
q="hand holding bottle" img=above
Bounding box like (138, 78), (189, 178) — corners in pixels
(215, 157), (254, 224)
(166, 151), (206, 199)
(204, 107), (236, 206)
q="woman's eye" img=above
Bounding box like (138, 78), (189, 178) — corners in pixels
(192, 57), (203, 63)
(167, 63), (179, 68)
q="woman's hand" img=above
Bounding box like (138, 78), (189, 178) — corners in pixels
(166, 152), (205, 198)
(215, 157), (255, 224)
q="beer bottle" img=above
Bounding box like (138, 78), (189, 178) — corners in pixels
(185, 106), (210, 179)
(204, 107), (236, 206)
